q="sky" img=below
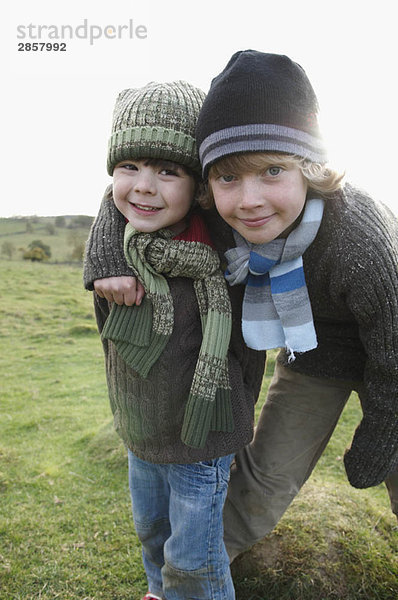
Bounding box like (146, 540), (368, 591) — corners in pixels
(4, 0), (398, 217)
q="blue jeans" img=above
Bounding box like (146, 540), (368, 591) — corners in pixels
(128, 450), (235, 600)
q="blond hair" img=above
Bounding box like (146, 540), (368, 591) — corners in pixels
(200, 152), (344, 209)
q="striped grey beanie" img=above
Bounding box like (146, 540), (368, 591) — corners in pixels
(107, 80), (206, 175)
(196, 50), (328, 179)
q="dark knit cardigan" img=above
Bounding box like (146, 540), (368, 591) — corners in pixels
(84, 184), (398, 486)
(278, 183), (398, 488)
(84, 187), (266, 464)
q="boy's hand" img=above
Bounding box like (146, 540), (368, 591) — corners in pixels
(94, 276), (145, 306)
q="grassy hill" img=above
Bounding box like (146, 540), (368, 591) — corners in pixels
(0, 259), (397, 599)
(0, 215), (94, 263)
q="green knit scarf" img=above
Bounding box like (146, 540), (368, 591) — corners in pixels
(101, 216), (233, 448)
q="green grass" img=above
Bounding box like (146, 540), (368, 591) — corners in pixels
(0, 259), (397, 600)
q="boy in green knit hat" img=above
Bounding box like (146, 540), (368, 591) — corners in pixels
(85, 80), (265, 599)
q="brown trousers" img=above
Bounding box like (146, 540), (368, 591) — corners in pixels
(224, 361), (398, 560)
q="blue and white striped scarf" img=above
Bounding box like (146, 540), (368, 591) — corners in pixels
(224, 198), (324, 359)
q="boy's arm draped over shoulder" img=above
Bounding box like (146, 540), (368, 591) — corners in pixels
(338, 186), (398, 488)
(83, 185), (134, 290)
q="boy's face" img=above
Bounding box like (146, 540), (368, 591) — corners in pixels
(113, 159), (195, 234)
(209, 160), (308, 244)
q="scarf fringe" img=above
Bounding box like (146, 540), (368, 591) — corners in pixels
(182, 388), (234, 448)
(101, 298), (169, 378)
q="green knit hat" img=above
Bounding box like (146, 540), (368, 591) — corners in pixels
(107, 80), (206, 176)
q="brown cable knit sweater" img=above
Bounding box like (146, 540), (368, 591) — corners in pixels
(278, 183), (398, 488)
(84, 187), (266, 463)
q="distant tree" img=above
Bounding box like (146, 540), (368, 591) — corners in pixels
(71, 241), (85, 262)
(55, 216), (66, 228)
(67, 230), (81, 246)
(67, 230), (87, 262)
(26, 221), (34, 233)
(44, 222), (56, 235)
(28, 239), (52, 259)
(23, 247), (49, 262)
(1, 241), (16, 259)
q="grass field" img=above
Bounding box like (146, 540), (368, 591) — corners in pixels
(0, 257), (397, 600)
